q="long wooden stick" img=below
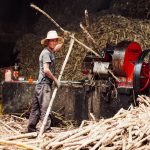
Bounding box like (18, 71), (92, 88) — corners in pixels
(30, 4), (67, 34)
(84, 9), (89, 28)
(38, 34), (75, 138)
(30, 3), (100, 58)
(0, 120), (19, 134)
(1, 132), (37, 141)
(80, 23), (98, 46)
(72, 35), (100, 58)
(0, 140), (40, 150)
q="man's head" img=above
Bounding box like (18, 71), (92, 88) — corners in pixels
(47, 38), (58, 50)
(41, 30), (63, 50)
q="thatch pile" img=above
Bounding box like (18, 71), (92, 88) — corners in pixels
(110, 0), (150, 19)
(14, 1), (150, 81)
(90, 13), (150, 50)
(15, 15), (150, 81)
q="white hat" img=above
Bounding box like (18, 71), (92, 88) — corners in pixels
(41, 30), (63, 45)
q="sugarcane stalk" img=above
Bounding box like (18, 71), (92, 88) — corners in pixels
(80, 23), (99, 47)
(42, 127), (84, 149)
(0, 140), (40, 150)
(47, 124), (96, 149)
(72, 35), (100, 57)
(75, 134), (103, 150)
(1, 132), (37, 141)
(0, 120), (19, 134)
(30, 3), (100, 58)
(30, 4), (68, 35)
(90, 133), (109, 150)
(84, 9), (89, 28)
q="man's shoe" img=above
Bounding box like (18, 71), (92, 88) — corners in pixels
(44, 128), (51, 133)
(21, 128), (36, 134)
(21, 129), (29, 134)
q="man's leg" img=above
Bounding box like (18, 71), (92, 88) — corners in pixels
(40, 84), (52, 132)
(28, 85), (41, 132)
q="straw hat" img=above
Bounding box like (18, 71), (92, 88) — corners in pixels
(41, 30), (64, 45)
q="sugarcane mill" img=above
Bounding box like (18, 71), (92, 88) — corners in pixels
(82, 41), (150, 104)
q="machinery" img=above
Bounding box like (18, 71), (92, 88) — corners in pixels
(82, 41), (150, 103)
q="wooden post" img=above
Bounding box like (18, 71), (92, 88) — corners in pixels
(38, 34), (75, 138)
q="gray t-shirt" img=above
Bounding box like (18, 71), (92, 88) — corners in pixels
(37, 47), (56, 84)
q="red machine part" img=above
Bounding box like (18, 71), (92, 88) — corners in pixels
(133, 49), (150, 96)
(112, 41), (142, 82)
(123, 42), (142, 81)
(140, 62), (149, 91)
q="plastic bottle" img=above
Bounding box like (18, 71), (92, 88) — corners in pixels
(5, 69), (12, 82)
(13, 63), (19, 80)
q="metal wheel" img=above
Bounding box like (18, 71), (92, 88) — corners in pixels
(133, 49), (150, 96)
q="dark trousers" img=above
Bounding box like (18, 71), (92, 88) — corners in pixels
(28, 83), (52, 132)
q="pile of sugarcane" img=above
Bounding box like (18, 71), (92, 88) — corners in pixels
(14, 10), (150, 81)
(41, 95), (150, 150)
(110, 0), (150, 19)
(90, 14), (150, 50)
(0, 95), (150, 149)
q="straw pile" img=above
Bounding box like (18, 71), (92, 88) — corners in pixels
(90, 14), (150, 50)
(0, 95), (150, 149)
(15, 14), (150, 81)
(110, 0), (150, 19)
(14, 1), (150, 81)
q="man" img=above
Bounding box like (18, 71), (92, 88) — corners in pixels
(27, 30), (64, 133)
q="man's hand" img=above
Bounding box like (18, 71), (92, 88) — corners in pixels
(54, 43), (63, 52)
(54, 79), (61, 88)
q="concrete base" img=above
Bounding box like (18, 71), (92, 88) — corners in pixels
(2, 81), (134, 121)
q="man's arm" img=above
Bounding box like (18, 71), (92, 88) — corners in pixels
(43, 62), (60, 87)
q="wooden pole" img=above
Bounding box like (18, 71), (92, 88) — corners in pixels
(0, 140), (40, 150)
(30, 3), (70, 37)
(30, 4), (67, 34)
(2, 132), (38, 141)
(30, 4), (100, 58)
(84, 9), (89, 28)
(71, 35), (100, 58)
(80, 23), (97, 46)
(38, 34), (75, 138)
